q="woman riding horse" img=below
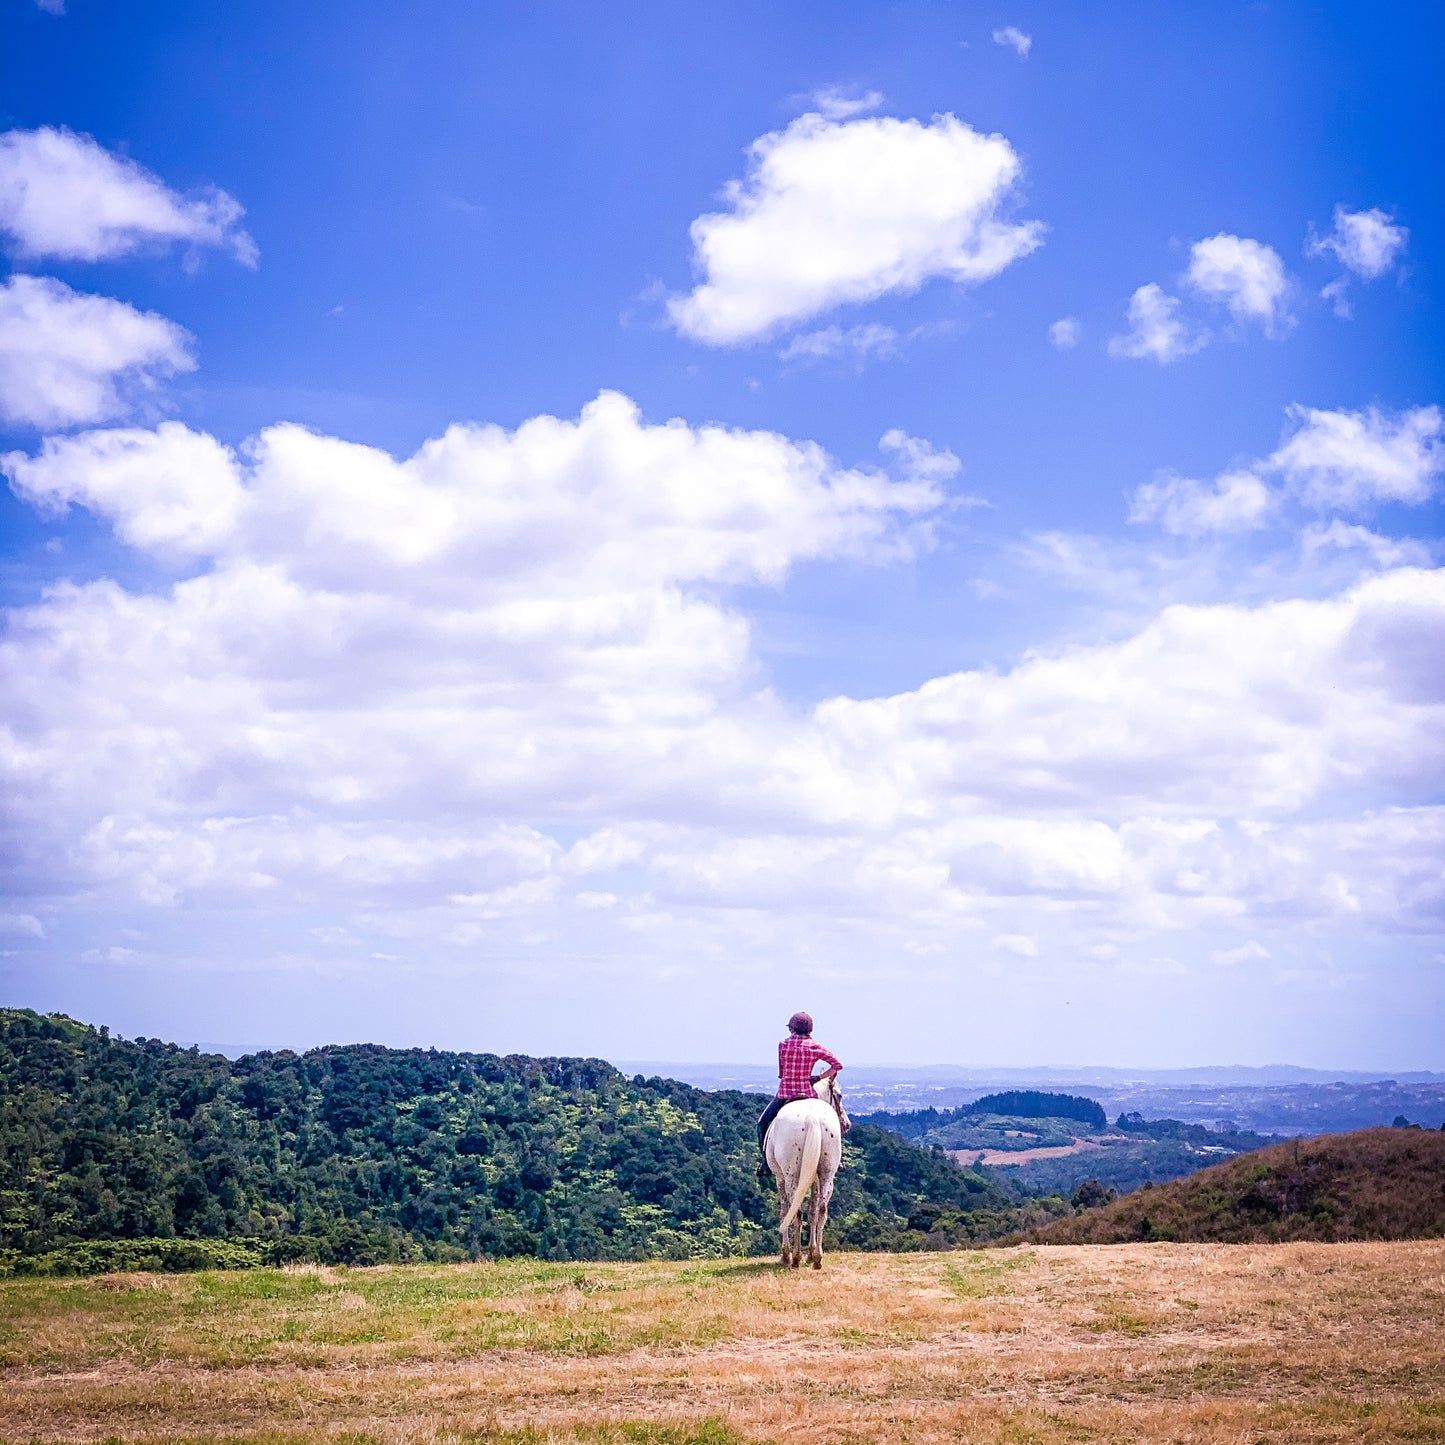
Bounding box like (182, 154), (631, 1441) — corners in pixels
(756, 1010), (842, 1178)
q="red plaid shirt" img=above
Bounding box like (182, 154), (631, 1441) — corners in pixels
(776, 1034), (842, 1100)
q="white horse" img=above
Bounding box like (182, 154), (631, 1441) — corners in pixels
(764, 1077), (850, 1269)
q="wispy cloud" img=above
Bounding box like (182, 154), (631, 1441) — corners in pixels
(1307, 206), (1408, 320)
(779, 322), (899, 365)
(1128, 469), (1271, 537)
(803, 86), (884, 121)
(992, 26), (1032, 58)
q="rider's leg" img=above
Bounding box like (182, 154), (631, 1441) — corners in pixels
(756, 1098), (784, 1176)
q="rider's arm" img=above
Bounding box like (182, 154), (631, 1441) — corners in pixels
(810, 1040), (842, 1081)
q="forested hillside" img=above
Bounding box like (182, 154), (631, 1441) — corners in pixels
(1026, 1127), (1445, 1244)
(0, 1009), (1056, 1273)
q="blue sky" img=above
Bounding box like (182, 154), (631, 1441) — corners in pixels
(1, 1), (1442, 1069)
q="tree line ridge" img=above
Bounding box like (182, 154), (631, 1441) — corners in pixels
(0, 1007), (1061, 1274)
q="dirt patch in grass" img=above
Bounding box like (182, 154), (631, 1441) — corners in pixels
(949, 1137), (1106, 1168)
(3, 1241), (1443, 1443)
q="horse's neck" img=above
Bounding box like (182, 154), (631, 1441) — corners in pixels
(815, 1077), (850, 1131)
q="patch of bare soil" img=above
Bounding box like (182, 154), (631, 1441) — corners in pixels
(950, 1134), (1106, 1167)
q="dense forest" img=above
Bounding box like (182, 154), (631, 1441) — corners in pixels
(0, 1009), (1064, 1274)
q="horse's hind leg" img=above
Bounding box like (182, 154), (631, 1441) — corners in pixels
(808, 1192), (827, 1268)
(778, 1186), (795, 1268)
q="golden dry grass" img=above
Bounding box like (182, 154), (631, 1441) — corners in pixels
(3, 1241), (1443, 1444)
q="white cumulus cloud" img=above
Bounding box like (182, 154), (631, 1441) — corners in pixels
(1127, 403), (1442, 538)
(4, 394), (1444, 1005)
(1, 392), (951, 910)
(1271, 404), (1443, 511)
(0, 275), (195, 429)
(4, 422), (243, 557)
(1107, 283), (1205, 363)
(1186, 233), (1291, 334)
(0, 126), (257, 265)
(1048, 317), (1079, 348)
(668, 111), (1043, 345)
(1308, 205), (1408, 280)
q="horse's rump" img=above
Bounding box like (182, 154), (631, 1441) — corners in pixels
(765, 1096), (843, 1267)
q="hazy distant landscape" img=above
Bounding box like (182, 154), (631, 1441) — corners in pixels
(628, 1060), (1445, 1135)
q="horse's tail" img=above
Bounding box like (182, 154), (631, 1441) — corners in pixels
(780, 1113), (823, 1232)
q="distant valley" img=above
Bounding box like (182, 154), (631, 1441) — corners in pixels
(859, 1090), (1285, 1196)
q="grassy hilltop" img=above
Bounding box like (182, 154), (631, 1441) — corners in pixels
(1028, 1126), (1445, 1244)
(0, 1008), (1059, 1274)
(2, 1242), (1442, 1443)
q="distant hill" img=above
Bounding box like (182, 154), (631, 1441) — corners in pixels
(0, 1008), (1047, 1274)
(862, 1090), (1107, 1141)
(969, 1091), (1108, 1129)
(863, 1095), (1278, 1197)
(1025, 1128), (1445, 1244)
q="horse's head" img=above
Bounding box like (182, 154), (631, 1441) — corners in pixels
(815, 1075), (851, 1134)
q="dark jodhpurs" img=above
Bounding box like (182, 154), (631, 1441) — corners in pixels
(757, 1096), (789, 1157)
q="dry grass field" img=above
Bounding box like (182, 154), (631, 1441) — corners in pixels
(3, 1241), (1443, 1445)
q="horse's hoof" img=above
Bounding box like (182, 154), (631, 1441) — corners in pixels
(810, 1256), (822, 1270)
